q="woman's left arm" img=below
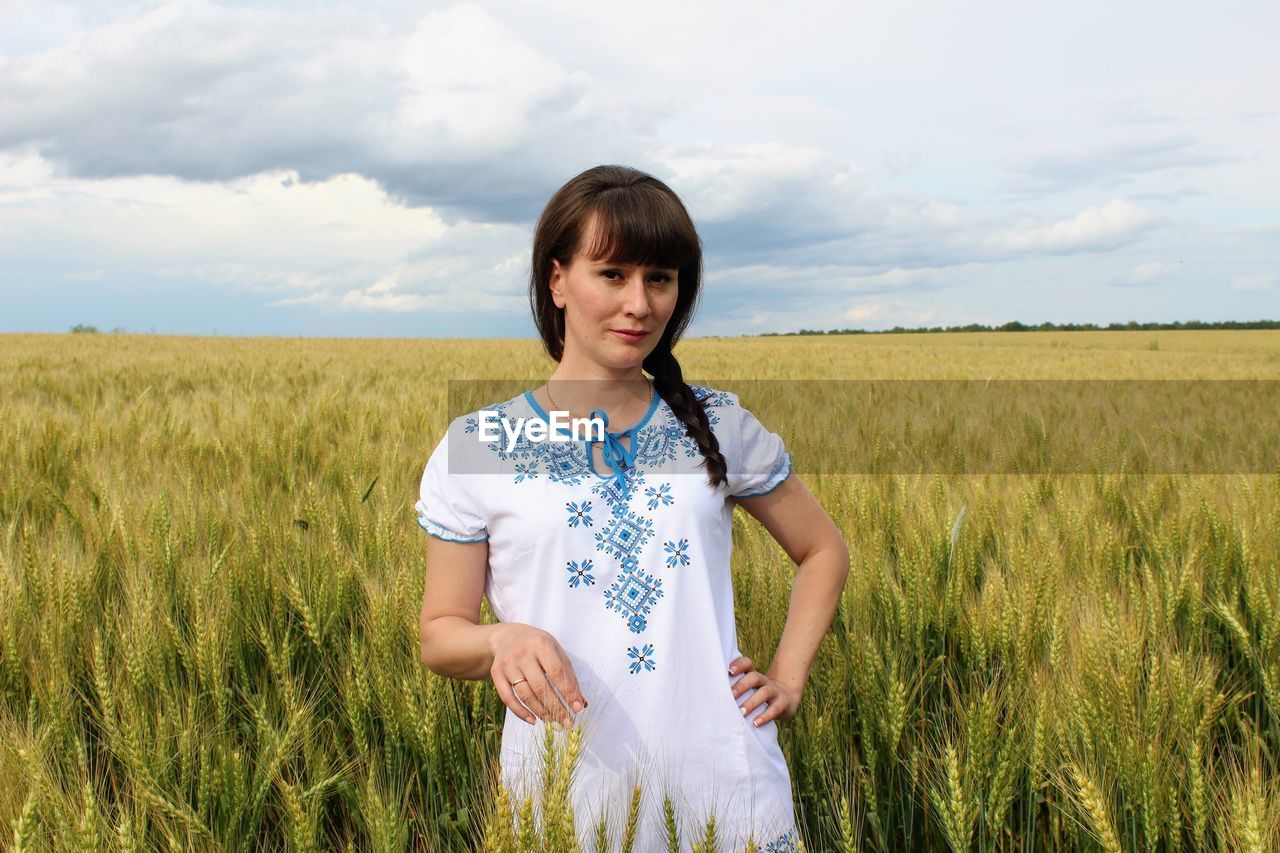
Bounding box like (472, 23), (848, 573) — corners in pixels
(729, 472), (851, 725)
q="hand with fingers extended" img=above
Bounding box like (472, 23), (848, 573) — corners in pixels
(727, 654), (801, 727)
(490, 622), (589, 728)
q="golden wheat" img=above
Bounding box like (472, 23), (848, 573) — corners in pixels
(1, 330), (1277, 849)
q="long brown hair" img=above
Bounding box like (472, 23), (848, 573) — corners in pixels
(528, 164), (727, 489)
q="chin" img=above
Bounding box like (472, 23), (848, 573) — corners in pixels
(604, 352), (646, 369)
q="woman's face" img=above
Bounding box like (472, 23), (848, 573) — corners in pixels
(550, 215), (679, 373)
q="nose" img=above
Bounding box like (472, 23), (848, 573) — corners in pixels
(622, 272), (652, 317)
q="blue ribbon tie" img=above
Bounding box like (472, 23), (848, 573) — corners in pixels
(590, 408), (639, 496)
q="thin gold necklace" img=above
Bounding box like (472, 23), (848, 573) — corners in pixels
(544, 377), (653, 431)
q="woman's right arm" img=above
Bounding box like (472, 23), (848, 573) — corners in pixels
(419, 537), (588, 727)
(418, 536), (502, 680)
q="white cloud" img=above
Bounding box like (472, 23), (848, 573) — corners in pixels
(59, 269), (104, 281)
(368, 272), (400, 295)
(986, 199), (1156, 254)
(2, 2), (1276, 334)
(338, 284), (515, 313)
(0, 148), (531, 311)
(650, 142), (866, 221)
(265, 292), (330, 308)
(1232, 274), (1274, 291)
(843, 303), (889, 321)
(0, 0), (666, 222)
(0, 150), (448, 269)
(1129, 260), (1180, 281)
(340, 289), (438, 313)
(1110, 259), (1182, 287)
(836, 300), (957, 328)
(155, 264), (329, 292)
(389, 4), (588, 157)
(857, 267), (942, 287)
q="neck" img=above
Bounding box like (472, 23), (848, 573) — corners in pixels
(549, 352), (647, 383)
(545, 363), (651, 423)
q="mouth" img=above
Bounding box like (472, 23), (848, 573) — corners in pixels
(610, 329), (649, 343)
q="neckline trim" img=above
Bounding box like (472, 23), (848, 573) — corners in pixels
(522, 384), (663, 438)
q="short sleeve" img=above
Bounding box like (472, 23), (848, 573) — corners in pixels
(414, 429), (490, 543)
(726, 396), (793, 499)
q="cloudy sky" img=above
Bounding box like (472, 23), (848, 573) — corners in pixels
(2, 0), (1276, 337)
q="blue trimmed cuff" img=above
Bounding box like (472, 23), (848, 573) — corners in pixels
(731, 452), (792, 499)
(416, 515), (489, 543)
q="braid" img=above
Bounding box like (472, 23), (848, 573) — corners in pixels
(644, 347), (727, 490)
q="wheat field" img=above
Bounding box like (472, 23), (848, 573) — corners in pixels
(2, 330), (1278, 851)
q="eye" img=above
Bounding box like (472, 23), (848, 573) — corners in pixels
(600, 268), (675, 284)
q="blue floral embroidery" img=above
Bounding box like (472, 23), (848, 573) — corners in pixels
(477, 405), (522, 461)
(474, 388), (735, 468)
(454, 387), (749, 676)
(690, 385), (734, 408)
(565, 500), (593, 528)
(644, 483), (674, 510)
(632, 423), (689, 468)
(543, 440), (592, 486)
(663, 538), (690, 569)
(593, 510), (654, 564)
(604, 564), (664, 633)
(681, 439), (706, 460)
(565, 558), (596, 588)
(689, 386), (728, 426)
(627, 643), (656, 674)
(763, 827), (800, 852)
(591, 467), (644, 514)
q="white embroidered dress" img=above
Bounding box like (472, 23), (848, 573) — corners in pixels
(415, 385), (799, 852)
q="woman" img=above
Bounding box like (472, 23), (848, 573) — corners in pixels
(416, 164), (850, 851)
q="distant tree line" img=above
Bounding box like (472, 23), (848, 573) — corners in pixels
(63, 319), (1277, 338)
(760, 319), (1280, 336)
(69, 325), (146, 334)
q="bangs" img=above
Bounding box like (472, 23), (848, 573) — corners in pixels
(578, 188), (699, 271)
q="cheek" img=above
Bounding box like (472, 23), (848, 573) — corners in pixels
(572, 284), (613, 320)
(658, 290), (680, 320)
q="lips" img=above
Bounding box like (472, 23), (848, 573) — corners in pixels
(611, 329), (648, 341)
